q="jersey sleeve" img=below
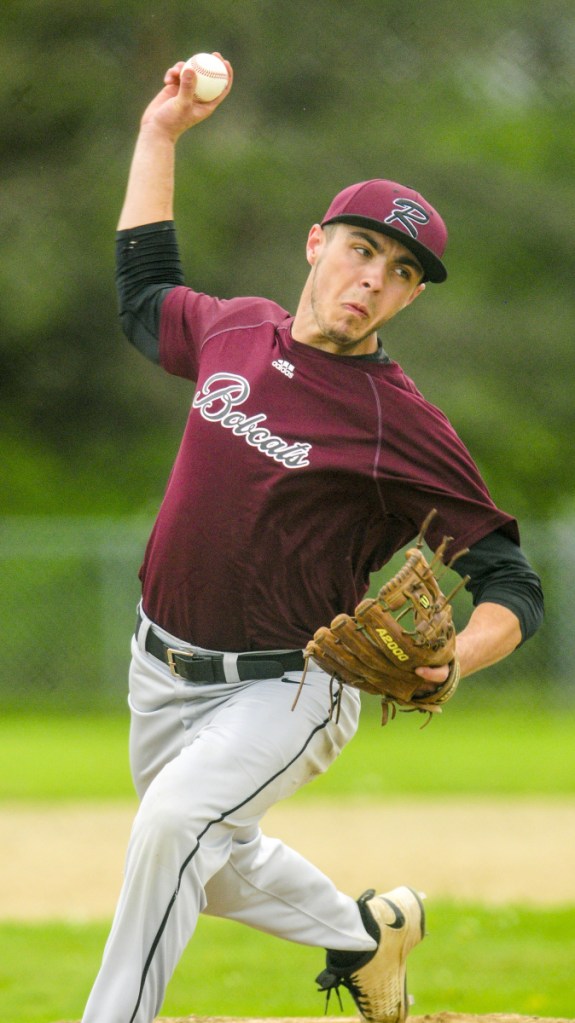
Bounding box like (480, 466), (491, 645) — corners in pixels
(159, 286), (290, 381)
(376, 374), (520, 556)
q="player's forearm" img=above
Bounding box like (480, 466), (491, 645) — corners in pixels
(118, 125), (177, 230)
(456, 601), (522, 678)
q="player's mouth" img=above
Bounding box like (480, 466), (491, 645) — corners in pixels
(342, 301), (369, 319)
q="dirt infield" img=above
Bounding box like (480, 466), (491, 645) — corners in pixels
(55, 1014), (575, 1022)
(2, 797), (575, 920)
(155, 1017), (574, 1023)
(150, 1016), (575, 1023)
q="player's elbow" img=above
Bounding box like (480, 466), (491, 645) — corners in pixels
(119, 307), (161, 363)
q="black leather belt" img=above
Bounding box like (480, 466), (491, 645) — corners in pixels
(136, 611), (304, 683)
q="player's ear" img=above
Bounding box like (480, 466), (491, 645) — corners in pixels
(405, 282), (426, 307)
(305, 224), (325, 266)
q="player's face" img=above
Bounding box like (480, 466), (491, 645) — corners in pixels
(299, 224), (426, 355)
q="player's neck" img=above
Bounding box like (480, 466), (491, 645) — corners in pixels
(292, 283), (379, 357)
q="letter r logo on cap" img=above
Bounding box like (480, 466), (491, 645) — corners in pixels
(384, 198), (430, 239)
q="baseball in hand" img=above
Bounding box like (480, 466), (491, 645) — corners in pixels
(182, 52), (229, 102)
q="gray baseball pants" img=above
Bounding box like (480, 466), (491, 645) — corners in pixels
(81, 604), (375, 1023)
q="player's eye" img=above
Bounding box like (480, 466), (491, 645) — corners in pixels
(394, 265), (413, 281)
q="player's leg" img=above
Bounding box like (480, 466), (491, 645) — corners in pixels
(126, 619), (191, 800)
(201, 676), (426, 1023)
(205, 849), (426, 1023)
(203, 824), (376, 948)
(82, 658), (363, 1023)
(200, 669), (375, 951)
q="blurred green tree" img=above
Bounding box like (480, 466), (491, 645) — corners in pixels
(1, 0), (573, 519)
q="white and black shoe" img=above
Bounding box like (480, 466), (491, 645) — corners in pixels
(316, 886), (426, 1023)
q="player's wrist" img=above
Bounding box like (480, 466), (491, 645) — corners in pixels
(138, 118), (182, 147)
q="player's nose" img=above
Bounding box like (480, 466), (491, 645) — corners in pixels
(360, 256), (387, 291)
(360, 266), (384, 290)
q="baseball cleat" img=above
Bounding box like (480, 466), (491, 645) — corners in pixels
(316, 886), (426, 1023)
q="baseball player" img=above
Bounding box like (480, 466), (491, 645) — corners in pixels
(81, 57), (543, 1023)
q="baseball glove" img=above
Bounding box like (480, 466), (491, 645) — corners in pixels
(294, 511), (468, 726)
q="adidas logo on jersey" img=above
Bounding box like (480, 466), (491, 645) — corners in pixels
(272, 359), (295, 379)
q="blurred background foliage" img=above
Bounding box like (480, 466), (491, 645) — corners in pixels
(1, 0), (573, 524)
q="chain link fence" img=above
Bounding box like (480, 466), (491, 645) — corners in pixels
(1, 515), (571, 714)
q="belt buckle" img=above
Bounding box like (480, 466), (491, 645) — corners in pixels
(166, 647), (193, 678)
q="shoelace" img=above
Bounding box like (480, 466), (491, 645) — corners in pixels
(316, 970), (345, 1013)
(317, 968), (372, 1016)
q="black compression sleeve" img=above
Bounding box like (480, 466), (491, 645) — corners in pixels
(453, 530), (544, 644)
(115, 221), (184, 362)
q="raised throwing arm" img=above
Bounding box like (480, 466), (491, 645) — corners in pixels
(118, 55), (233, 230)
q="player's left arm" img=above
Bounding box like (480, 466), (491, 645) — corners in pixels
(453, 601), (522, 677)
(417, 528), (544, 684)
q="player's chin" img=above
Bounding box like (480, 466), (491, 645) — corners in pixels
(328, 322), (377, 352)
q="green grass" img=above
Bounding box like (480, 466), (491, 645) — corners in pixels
(0, 702), (573, 801)
(0, 715), (133, 802)
(1, 707), (574, 1021)
(1, 904), (574, 1023)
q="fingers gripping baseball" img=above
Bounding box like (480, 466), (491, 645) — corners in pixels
(140, 54), (233, 139)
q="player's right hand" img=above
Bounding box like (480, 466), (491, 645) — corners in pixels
(139, 55), (233, 141)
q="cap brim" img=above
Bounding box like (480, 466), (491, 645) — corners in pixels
(321, 214), (447, 284)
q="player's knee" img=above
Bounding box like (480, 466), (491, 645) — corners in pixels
(135, 792), (198, 852)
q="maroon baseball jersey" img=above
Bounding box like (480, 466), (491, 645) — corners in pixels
(139, 287), (518, 650)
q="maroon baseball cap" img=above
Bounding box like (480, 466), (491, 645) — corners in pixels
(321, 179), (448, 283)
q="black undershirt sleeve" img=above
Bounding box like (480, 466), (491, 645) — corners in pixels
(452, 530), (544, 644)
(115, 221), (183, 363)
